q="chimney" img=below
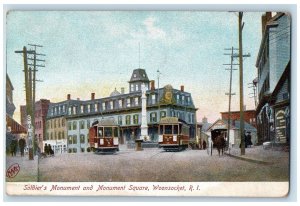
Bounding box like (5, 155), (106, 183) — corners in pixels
(91, 93), (95, 100)
(180, 85), (184, 92)
(261, 12), (272, 35)
(150, 80), (155, 90)
(121, 87), (125, 94)
(67, 94), (71, 100)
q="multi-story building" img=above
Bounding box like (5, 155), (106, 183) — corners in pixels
(46, 68), (197, 153)
(6, 74), (27, 153)
(256, 12), (291, 144)
(20, 99), (51, 151)
(220, 109), (257, 128)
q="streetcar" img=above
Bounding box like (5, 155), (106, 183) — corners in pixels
(158, 117), (190, 151)
(88, 118), (120, 154)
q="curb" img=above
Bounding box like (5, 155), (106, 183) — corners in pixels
(225, 153), (274, 165)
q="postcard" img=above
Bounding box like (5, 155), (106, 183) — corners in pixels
(5, 10), (291, 197)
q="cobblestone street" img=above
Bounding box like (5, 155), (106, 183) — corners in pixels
(5, 145), (289, 182)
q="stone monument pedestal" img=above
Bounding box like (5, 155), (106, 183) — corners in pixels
(135, 139), (143, 151)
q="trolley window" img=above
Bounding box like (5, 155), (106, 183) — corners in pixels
(159, 125), (163, 135)
(165, 125), (173, 134)
(113, 127), (118, 137)
(174, 125), (179, 134)
(98, 127), (103, 138)
(104, 127), (113, 137)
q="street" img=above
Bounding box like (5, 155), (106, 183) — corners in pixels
(22, 146), (289, 182)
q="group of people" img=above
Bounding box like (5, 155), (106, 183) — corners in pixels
(10, 137), (26, 157)
(44, 143), (54, 157)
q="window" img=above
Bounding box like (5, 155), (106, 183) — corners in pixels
(62, 132), (65, 139)
(102, 102), (105, 111)
(87, 104), (91, 113)
(177, 94), (180, 103)
(181, 96), (185, 104)
(131, 84), (134, 92)
(81, 148), (85, 153)
(151, 94), (156, 104)
(68, 122), (72, 130)
(191, 114), (194, 123)
(119, 100), (123, 108)
(127, 98), (131, 107)
(135, 97), (139, 106)
(160, 111), (166, 118)
(113, 128), (118, 137)
(46, 121), (50, 129)
(95, 103), (98, 112)
(110, 101), (113, 110)
(81, 105), (84, 113)
(159, 125), (163, 134)
(68, 135), (73, 144)
(126, 115), (131, 125)
(174, 125), (179, 134)
(62, 119), (65, 127)
(135, 84), (138, 91)
(98, 127), (103, 137)
(73, 135), (77, 144)
(87, 120), (90, 128)
(68, 107), (71, 115)
(58, 132), (61, 140)
(177, 112), (180, 118)
(50, 132), (53, 140)
(150, 112), (157, 122)
(63, 105), (65, 113)
(80, 134), (85, 144)
(73, 121), (77, 130)
(73, 148), (77, 153)
(133, 114), (139, 124)
(118, 116), (123, 125)
(165, 125), (172, 134)
(104, 127), (113, 137)
(80, 120), (85, 129)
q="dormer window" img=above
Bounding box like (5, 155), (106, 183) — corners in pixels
(133, 74), (137, 78)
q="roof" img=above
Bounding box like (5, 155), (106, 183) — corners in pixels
(110, 88), (121, 97)
(207, 119), (256, 132)
(129, 68), (150, 83)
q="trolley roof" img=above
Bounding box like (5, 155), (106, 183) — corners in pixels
(92, 118), (118, 127)
(159, 117), (187, 125)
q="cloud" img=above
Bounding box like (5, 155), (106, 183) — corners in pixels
(143, 17), (166, 39)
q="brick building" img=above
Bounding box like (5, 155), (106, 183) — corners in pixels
(20, 99), (51, 151)
(220, 110), (257, 128)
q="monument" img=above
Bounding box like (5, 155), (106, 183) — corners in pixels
(140, 83), (149, 141)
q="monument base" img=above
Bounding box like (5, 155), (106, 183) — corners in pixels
(140, 135), (150, 142)
(135, 139), (144, 151)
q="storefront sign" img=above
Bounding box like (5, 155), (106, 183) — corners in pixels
(275, 109), (286, 143)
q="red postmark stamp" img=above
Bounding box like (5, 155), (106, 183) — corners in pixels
(6, 163), (20, 178)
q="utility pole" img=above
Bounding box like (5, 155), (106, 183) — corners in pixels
(239, 12), (245, 155)
(248, 81), (257, 107)
(223, 47), (238, 152)
(28, 44), (45, 155)
(15, 45), (45, 160)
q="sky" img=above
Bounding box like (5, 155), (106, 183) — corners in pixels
(6, 11), (263, 124)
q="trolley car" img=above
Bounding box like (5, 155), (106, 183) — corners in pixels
(89, 118), (120, 154)
(158, 117), (190, 151)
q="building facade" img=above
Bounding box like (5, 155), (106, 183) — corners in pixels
(220, 110), (257, 128)
(45, 68), (197, 153)
(255, 12), (291, 145)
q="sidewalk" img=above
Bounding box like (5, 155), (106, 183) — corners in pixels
(225, 145), (289, 165)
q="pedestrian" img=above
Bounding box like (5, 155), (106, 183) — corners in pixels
(203, 140), (207, 150)
(18, 137), (26, 157)
(44, 143), (49, 156)
(246, 132), (253, 148)
(48, 144), (54, 156)
(10, 136), (18, 156)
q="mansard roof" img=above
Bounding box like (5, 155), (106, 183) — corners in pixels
(129, 68), (150, 83)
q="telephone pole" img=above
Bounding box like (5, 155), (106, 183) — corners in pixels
(248, 82), (257, 107)
(223, 47), (238, 151)
(238, 12), (246, 155)
(15, 45), (45, 160)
